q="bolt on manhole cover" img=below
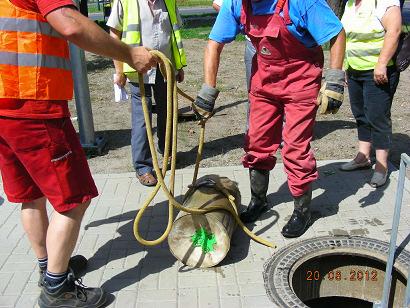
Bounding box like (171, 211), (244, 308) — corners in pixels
(263, 236), (409, 308)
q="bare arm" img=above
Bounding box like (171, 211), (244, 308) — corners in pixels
(329, 29), (346, 69)
(212, 3), (221, 12)
(374, 6), (402, 84)
(45, 6), (156, 73)
(204, 40), (225, 87)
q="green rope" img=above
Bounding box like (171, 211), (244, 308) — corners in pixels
(191, 227), (217, 253)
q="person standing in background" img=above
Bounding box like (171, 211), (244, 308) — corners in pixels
(108, 0), (186, 187)
(213, 0), (256, 129)
(339, 0), (402, 188)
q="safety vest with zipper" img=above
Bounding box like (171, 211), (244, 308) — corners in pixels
(120, 0), (186, 76)
(341, 0), (393, 71)
(0, 0), (73, 100)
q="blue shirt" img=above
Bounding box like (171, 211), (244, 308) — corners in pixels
(209, 0), (343, 48)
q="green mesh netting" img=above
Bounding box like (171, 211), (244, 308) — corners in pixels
(191, 227), (217, 253)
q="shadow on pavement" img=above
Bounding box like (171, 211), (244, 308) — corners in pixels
(84, 203), (177, 294)
(252, 161), (389, 234)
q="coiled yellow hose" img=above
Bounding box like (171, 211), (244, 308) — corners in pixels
(133, 50), (276, 249)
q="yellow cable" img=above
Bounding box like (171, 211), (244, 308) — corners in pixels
(133, 50), (276, 249)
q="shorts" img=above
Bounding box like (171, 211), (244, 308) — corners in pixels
(0, 116), (98, 212)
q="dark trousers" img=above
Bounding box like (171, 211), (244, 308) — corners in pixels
(347, 67), (400, 150)
(129, 71), (168, 175)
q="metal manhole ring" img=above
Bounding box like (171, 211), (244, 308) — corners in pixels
(263, 236), (410, 308)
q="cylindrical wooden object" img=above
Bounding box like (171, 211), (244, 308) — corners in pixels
(168, 175), (241, 268)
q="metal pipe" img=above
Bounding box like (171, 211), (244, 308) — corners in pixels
(69, 42), (97, 147)
(375, 153), (410, 308)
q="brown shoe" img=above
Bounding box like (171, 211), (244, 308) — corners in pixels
(136, 172), (157, 187)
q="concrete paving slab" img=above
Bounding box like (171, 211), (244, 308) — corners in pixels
(0, 160), (409, 307)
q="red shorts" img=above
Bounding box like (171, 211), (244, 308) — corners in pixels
(0, 117), (98, 212)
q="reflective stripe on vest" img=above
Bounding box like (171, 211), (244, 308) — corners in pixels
(0, 0), (73, 100)
(119, 0), (186, 74)
(341, 0), (393, 71)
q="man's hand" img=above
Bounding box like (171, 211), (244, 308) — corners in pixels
(129, 47), (157, 74)
(114, 72), (126, 87)
(192, 83), (219, 124)
(317, 69), (345, 114)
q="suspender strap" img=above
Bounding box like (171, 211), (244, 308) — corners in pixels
(274, 0), (291, 25)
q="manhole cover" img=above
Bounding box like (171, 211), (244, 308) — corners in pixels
(263, 236), (409, 308)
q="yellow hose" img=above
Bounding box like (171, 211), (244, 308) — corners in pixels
(133, 50), (276, 249)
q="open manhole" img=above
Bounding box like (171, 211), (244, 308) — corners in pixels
(263, 236), (409, 307)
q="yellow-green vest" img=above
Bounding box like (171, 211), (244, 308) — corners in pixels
(120, 0), (186, 75)
(341, 0), (393, 71)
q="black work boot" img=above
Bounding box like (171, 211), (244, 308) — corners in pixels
(240, 169), (270, 223)
(38, 255), (88, 287)
(38, 272), (107, 308)
(281, 189), (312, 238)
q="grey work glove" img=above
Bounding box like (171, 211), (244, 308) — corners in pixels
(317, 69), (345, 114)
(192, 83), (219, 124)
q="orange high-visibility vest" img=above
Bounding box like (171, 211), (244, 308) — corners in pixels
(0, 0), (73, 100)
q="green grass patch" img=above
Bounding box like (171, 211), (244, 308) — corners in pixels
(181, 26), (245, 41)
(176, 0), (213, 7)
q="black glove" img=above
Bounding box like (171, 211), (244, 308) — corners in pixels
(192, 84), (219, 123)
(317, 69), (345, 114)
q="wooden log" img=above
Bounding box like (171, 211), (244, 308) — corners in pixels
(168, 175), (241, 268)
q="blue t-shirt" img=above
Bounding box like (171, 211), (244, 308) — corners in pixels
(209, 0), (343, 48)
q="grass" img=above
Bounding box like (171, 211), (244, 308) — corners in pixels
(181, 26), (245, 41)
(176, 0), (212, 7)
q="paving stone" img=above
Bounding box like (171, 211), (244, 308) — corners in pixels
(177, 288), (198, 308)
(137, 302), (177, 308)
(220, 297), (242, 308)
(239, 283), (267, 297)
(14, 294), (38, 308)
(0, 295), (18, 307)
(137, 289), (177, 302)
(0, 272), (12, 294)
(113, 290), (137, 307)
(219, 284), (240, 298)
(242, 295), (275, 308)
(198, 287), (219, 308)
(3, 272), (31, 295)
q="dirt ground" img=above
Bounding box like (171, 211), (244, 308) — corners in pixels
(71, 39), (410, 174)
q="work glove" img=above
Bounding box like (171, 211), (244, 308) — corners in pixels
(317, 69), (345, 114)
(192, 83), (219, 123)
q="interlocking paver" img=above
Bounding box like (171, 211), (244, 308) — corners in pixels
(0, 161), (409, 307)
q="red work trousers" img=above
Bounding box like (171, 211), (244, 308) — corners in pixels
(240, 0), (323, 197)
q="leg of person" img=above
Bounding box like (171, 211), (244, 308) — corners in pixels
(240, 93), (283, 223)
(364, 67), (400, 187)
(152, 70), (170, 158)
(0, 117), (105, 307)
(22, 198), (87, 286)
(280, 88), (318, 238)
(130, 82), (157, 186)
(340, 70), (372, 171)
(21, 197), (49, 260)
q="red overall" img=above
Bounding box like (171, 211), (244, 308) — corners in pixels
(240, 0), (323, 197)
